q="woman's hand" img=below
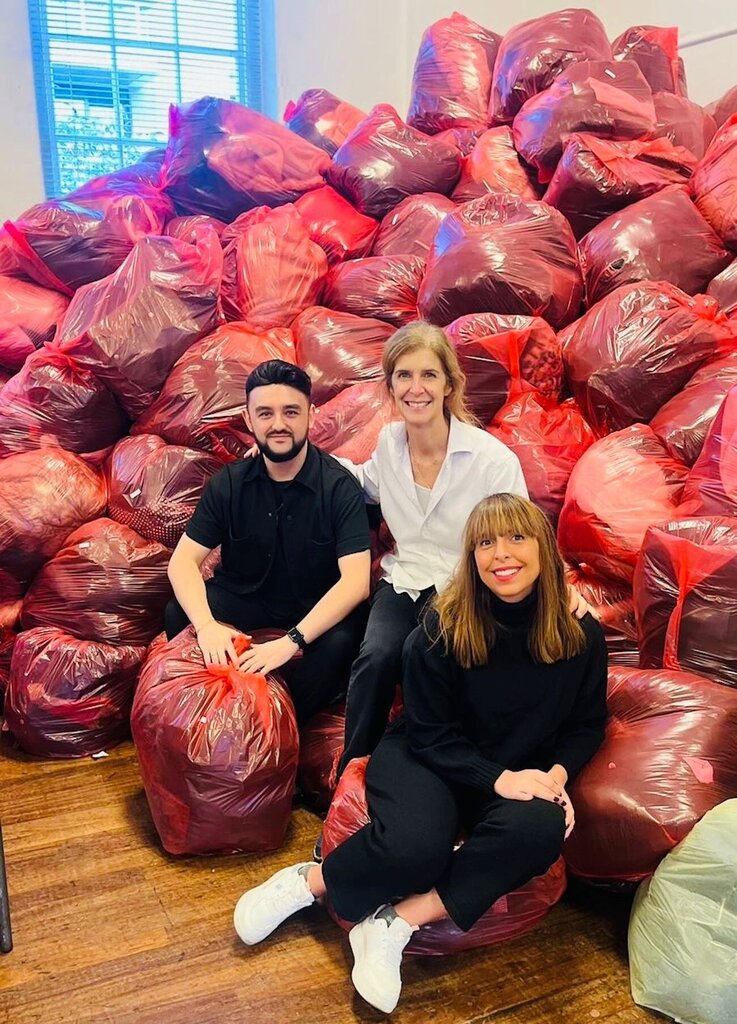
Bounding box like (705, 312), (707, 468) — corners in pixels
(238, 634), (299, 675)
(567, 585), (598, 620)
(493, 768), (564, 803)
(558, 785), (575, 838)
(195, 620), (247, 668)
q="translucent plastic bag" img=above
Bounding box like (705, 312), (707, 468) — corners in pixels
(298, 699), (346, 810)
(612, 25), (687, 96)
(310, 380), (396, 463)
(706, 85), (737, 129)
(708, 258), (737, 318)
(322, 254), (425, 327)
(372, 193), (455, 260)
(451, 127), (539, 204)
(681, 385), (737, 517)
(0, 276), (68, 371)
(283, 88), (366, 157)
(651, 93), (716, 160)
(692, 114), (737, 250)
(294, 186), (378, 266)
(564, 565), (639, 666)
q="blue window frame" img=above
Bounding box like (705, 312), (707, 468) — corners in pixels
(28, 0), (271, 196)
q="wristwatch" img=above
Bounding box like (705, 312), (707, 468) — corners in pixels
(287, 626), (307, 651)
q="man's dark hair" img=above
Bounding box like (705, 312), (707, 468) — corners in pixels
(245, 360), (312, 401)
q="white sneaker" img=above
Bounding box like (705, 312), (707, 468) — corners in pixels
(349, 906), (418, 1014)
(233, 862), (316, 945)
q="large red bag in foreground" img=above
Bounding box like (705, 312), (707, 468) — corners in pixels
(418, 192), (583, 329)
(691, 115), (737, 250)
(557, 425), (689, 583)
(283, 89), (366, 157)
(565, 565), (639, 666)
(490, 8), (612, 123)
(294, 186), (378, 266)
(327, 104), (461, 220)
(578, 186), (730, 305)
(56, 228), (222, 418)
(560, 283), (730, 436)
(220, 204), (327, 328)
(293, 307), (390, 407)
(4, 627), (145, 759)
(107, 435), (221, 548)
(651, 93), (716, 160)
(544, 134), (696, 240)
(489, 394), (595, 522)
(512, 60), (656, 184)
(323, 757), (567, 954)
(451, 127), (539, 204)
(371, 193), (454, 260)
(311, 381), (396, 463)
(322, 254), (424, 327)
(407, 13), (501, 135)
(161, 97), (330, 222)
(634, 518), (737, 688)
(131, 628), (299, 855)
(565, 665), (737, 884)
(0, 347), (128, 462)
(21, 518), (171, 646)
(680, 385), (737, 516)
(612, 25), (687, 96)
(133, 323), (295, 461)
(708, 257), (737, 318)
(298, 700), (346, 810)
(0, 277), (69, 371)
(0, 448), (106, 605)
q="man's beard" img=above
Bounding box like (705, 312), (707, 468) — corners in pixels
(258, 432), (309, 464)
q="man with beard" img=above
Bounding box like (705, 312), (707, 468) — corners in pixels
(165, 359), (371, 724)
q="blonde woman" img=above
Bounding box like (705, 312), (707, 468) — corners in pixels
(234, 494), (608, 1013)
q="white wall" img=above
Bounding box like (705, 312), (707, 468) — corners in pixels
(2, 1), (736, 222)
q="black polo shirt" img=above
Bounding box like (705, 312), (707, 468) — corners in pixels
(185, 443), (370, 613)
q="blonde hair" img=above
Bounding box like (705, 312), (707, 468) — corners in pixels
(432, 493), (586, 669)
(382, 321), (477, 425)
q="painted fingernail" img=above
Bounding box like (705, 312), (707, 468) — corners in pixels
(553, 797), (560, 803)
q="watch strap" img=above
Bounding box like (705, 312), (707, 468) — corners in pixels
(287, 626), (307, 650)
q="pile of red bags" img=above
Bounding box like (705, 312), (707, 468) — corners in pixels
(323, 757), (567, 953)
(283, 88), (366, 156)
(106, 435), (221, 548)
(131, 628), (299, 855)
(634, 517), (737, 687)
(565, 666), (737, 883)
(133, 322), (295, 461)
(4, 627), (145, 758)
(691, 114), (737, 250)
(311, 381), (396, 463)
(680, 384), (737, 515)
(0, 277), (68, 371)
(322, 254), (425, 326)
(371, 194), (454, 259)
(293, 307), (390, 406)
(451, 127), (539, 204)
(418, 192), (583, 328)
(612, 25), (687, 96)
(294, 186), (378, 265)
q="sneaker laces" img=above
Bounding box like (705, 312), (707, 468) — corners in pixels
(374, 918), (412, 967)
(272, 870), (311, 913)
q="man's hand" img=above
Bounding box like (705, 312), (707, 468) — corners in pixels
(567, 585), (598, 620)
(195, 620), (247, 668)
(238, 634), (299, 675)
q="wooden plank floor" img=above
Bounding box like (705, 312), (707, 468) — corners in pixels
(0, 737), (662, 1024)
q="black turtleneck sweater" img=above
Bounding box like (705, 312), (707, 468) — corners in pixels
(401, 590), (608, 794)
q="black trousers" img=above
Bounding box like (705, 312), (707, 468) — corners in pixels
(337, 580), (435, 777)
(164, 582), (368, 726)
(323, 732), (566, 932)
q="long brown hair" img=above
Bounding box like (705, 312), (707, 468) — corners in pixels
(432, 493), (586, 668)
(382, 321), (478, 425)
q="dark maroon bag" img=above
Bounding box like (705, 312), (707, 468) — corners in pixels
(451, 127), (539, 204)
(283, 88), (366, 157)
(612, 25), (687, 96)
(708, 258), (737, 318)
(0, 277), (69, 371)
(322, 254), (425, 327)
(651, 93), (716, 160)
(372, 194), (455, 260)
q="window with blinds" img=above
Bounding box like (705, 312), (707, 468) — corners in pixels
(28, 0), (269, 196)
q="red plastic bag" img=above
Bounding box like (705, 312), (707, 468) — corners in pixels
(294, 186), (378, 266)
(407, 13), (501, 135)
(323, 757), (567, 954)
(0, 348), (128, 462)
(220, 205), (327, 327)
(298, 699), (346, 809)
(131, 627), (299, 855)
(560, 282), (731, 435)
(310, 380), (396, 463)
(446, 311), (564, 420)
(489, 394), (595, 521)
(132, 322), (295, 461)
(708, 257), (737, 317)
(681, 385), (737, 516)
(0, 277), (69, 371)
(651, 93), (716, 160)
(691, 115), (737, 250)
(706, 85), (737, 129)
(21, 518), (171, 646)
(283, 89), (366, 157)
(490, 9), (612, 123)
(432, 127), (484, 156)
(565, 665), (737, 883)
(558, 424), (689, 583)
(512, 60), (656, 184)
(56, 228), (222, 419)
(0, 627), (17, 700)
(418, 192), (583, 329)
(106, 435), (221, 549)
(565, 564), (639, 666)
(161, 97), (330, 221)
(612, 25), (687, 96)
(451, 127), (539, 204)
(545, 133), (697, 240)
(371, 193), (454, 260)
(327, 104), (461, 220)
(578, 186), (731, 305)
(634, 518), (737, 687)
(166, 214), (227, 242)
(322, 254), (424, 327)
(4, 627), (145, 759)
(650, 352), (737, 465)
(292, 307), (391, 407)
(0, 448), (106, 605)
